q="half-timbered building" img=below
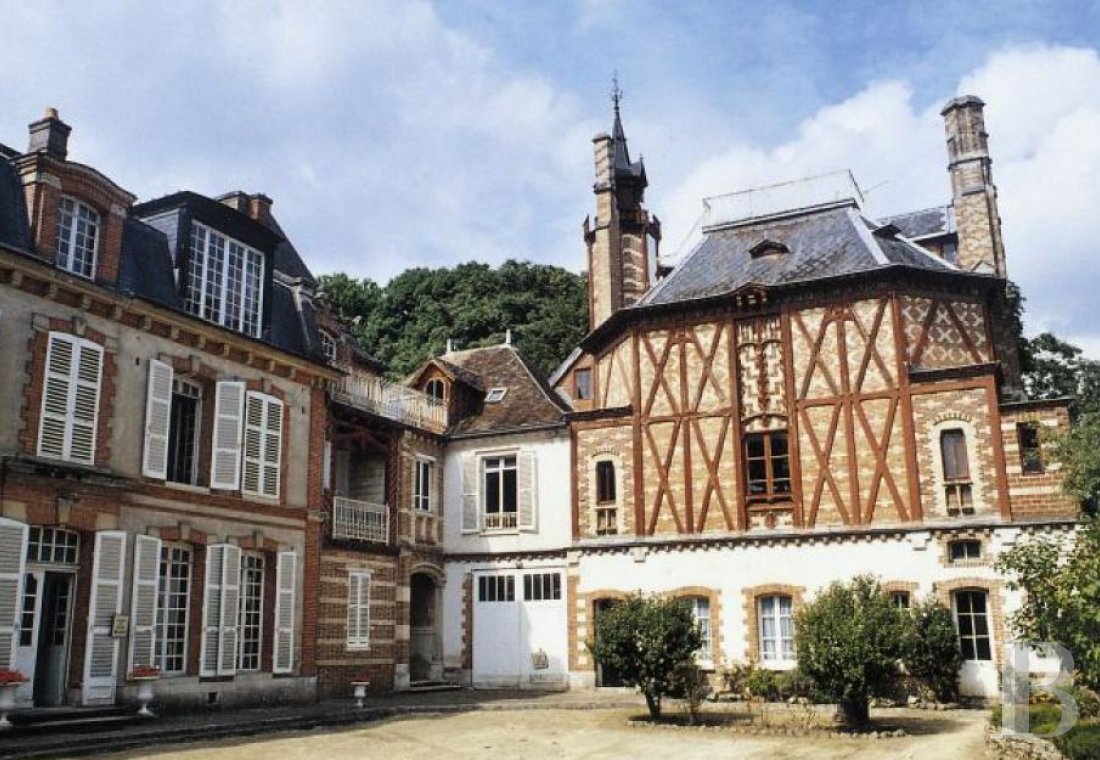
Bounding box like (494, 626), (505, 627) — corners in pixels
(552, 96), (1079, 697)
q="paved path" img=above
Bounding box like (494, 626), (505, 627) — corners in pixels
(107, 706), (990, 760)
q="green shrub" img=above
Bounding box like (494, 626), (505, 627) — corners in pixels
(1055, 724), (1100, 760)
(669, 660), (711, 724)
(900, 599), (963, 702)
(775, 668), (818, 702)
(744, 667), (779, 701)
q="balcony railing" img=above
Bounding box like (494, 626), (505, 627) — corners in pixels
(331, 370), (447, 433)
(332, 497), (390, 544)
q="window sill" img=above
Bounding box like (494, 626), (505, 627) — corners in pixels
(162, 481), (210, 495)
(346, 645), (371, 652)
(480, 529), (520, 536)
(746, 499), (793, 511)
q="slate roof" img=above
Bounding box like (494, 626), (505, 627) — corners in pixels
(441, 344), (569, 437)
(880, 205), (954, 240)
(611, 109), (646, 186)
(0, 156), (32, 254)
(641, 202), (959, 307)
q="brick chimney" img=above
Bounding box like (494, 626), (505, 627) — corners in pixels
(218, 191), (274, 225)
(941, 95), (1006, 277)
(27, 107), (71, 160)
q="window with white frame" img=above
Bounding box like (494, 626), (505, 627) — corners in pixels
(952, 589), (992, 661)
(236, 553), (264, 671)
(424, 378), (445, 402)
(157, 545), (192, 674)
(319, 331), (337, 363)
(757, 594), (794, 662)
(186, 222), (265, 337)
(37, 332), (103, 465)
(241, 391), (284, 498)
(692, 597), (712, 661)
(346, 570), (371, 650)
(482, 455), (518, 529)
(414, 458), (433, 512)
(891, 590), (912, 610)
(26, 526), (80, 565)
(55, 197), (99, 279)
(167, 378), (203, 485)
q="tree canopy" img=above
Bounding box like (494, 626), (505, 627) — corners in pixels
(318, 261), (588, 379)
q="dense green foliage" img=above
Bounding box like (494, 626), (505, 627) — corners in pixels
(992, 703), (1100, 759)
(795, 576), (909, 725)
(586, 594), (703, 719)
(318, 261), (588, 378)
(899, 598), (964, 702)
(996, 517), (1100, 692)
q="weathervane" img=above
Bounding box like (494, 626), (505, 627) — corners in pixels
(611, 71), (623, 116)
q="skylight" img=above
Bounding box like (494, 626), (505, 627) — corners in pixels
(485, 387), (508, 403)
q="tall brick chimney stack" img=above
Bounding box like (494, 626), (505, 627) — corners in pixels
(941, 95), (1006, 277)
(27, 107), (71, 160)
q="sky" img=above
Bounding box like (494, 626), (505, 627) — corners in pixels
(2, 0), (1100, 355)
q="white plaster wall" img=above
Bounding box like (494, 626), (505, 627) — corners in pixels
(441, 428), (572, 554)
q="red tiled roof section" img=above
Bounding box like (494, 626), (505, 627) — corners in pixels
(445, 345), (570, 436)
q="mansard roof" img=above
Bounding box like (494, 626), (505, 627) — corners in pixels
(641, 201), (962, 308)
(438, 344), (569, 438)
(880, 205), (955, 241)
(0, 155), (32, 254)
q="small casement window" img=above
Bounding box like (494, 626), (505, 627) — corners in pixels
(574, 368), (593, 401)
(157, 544), (193, 674)
(346, 570), (371, 650)
(425, 378), (446, 402)
(1017, 423), (1044, 475)
(745, 431), (791, 499)
(55, 197), (100, 279)
(319, 331), (337, 363)
(485, 387), (507, 403)
(26, 526), (80, 565)
(692, 597), (712, 661)
(478, 574), (515, 603)
(37, 332), (103, 465)
(596, 460), (616, 504)
(523, 572), (561, 602)
(414, 458), (433, 512)
(953, 589), (992, 661)
(890, 590), (912, 610)
(236, 553), (265, 672)
(757, 594), (794, 661)
(482, 455), (518, 529)
(949, 539), (982, 563)
(940, 429), (973, 514)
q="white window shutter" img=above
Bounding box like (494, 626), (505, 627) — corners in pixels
(273, 551), (296, 674)
(38, 333), (75, 460)
(262, 398), (283, 497)
(83, 531), (127, 703)
(0, 518), (29, 671)
(345, 573), (359, 648)
(128, 535), (162, 671)
(461, 453), (479, 533)
(242, 393), (283, 498)
(218, 545), (241, 675)
(518, 450), (538, 531)
(142, 359), (174, 479)
(70, 340), (103, 465)
(346, 571), (371, 650)
(211, 381), (245, 490)
(200, 544), (225, 676)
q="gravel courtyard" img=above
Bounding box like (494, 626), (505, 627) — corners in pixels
(117, 706), (990, 760)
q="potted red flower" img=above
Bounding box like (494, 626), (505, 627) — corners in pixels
(129, 665), (161, 718)
(0, 669), (27, 730)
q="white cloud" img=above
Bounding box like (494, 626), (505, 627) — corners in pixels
(659, 45), (1100, 356)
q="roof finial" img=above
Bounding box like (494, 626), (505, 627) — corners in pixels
(611, 71), (623, 117)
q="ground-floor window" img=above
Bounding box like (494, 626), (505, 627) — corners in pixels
(952, 589), (992, 661)
(522, 572), (561, 602)
(157, 545), (192, 674)
(757, 594), (794, 662)
(478, 575), (514, 602)
(692, 597), (712, 661)
(346, 570), (371, 650)
(236, 553), (265, 671)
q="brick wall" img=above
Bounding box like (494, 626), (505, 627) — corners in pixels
(1000, 403), (1078, 519)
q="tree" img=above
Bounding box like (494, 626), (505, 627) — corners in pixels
(996, 517), (1100, 691)
(586, 594), (703, 719)
(1053, 414), (1100, 515)
(795, 576), (908, 726)
(317, 260), (588, 379)
(900, 599), (964, 702)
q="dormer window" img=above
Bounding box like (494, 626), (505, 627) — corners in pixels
(485, 387), (507, 403)
(749, 239), (790, 258)
(319, 330), (337, 363)
(56, 197), (99, 279)
(186, 222), (265, 338)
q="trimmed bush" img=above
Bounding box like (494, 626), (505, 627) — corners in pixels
(900, 598), (963, 702)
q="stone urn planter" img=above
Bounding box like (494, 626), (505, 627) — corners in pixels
(130, 666), (161, 718)
(0, 670), (27, 730)
(351, 680), (371, 708)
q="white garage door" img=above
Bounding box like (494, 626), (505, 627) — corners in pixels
(473, 570), (567, 688)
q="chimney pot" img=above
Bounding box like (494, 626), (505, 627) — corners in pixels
(28, 108), (72, 160)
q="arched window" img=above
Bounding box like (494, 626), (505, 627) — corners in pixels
(425, 378), (446, 402)
(56, 197), (99, 279)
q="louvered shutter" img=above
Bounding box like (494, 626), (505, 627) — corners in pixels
(0, 518), (29, 672)
(70, 340), (103, 464)
(218, 545), (241, 675)
(242, 393), (283, 498)
(83, 531), (127, 703)
(345, 573), (359, 647)
(461, 453), (480, 533)
(128, 535), (162, 672)
(273, 551), (296, 674)
(200, 544), (224, 676)
(141, 360), (174, 479)
(211, 381), (245, 490)
(518, 450), (538, 531)
(346, 571), (370, 649)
